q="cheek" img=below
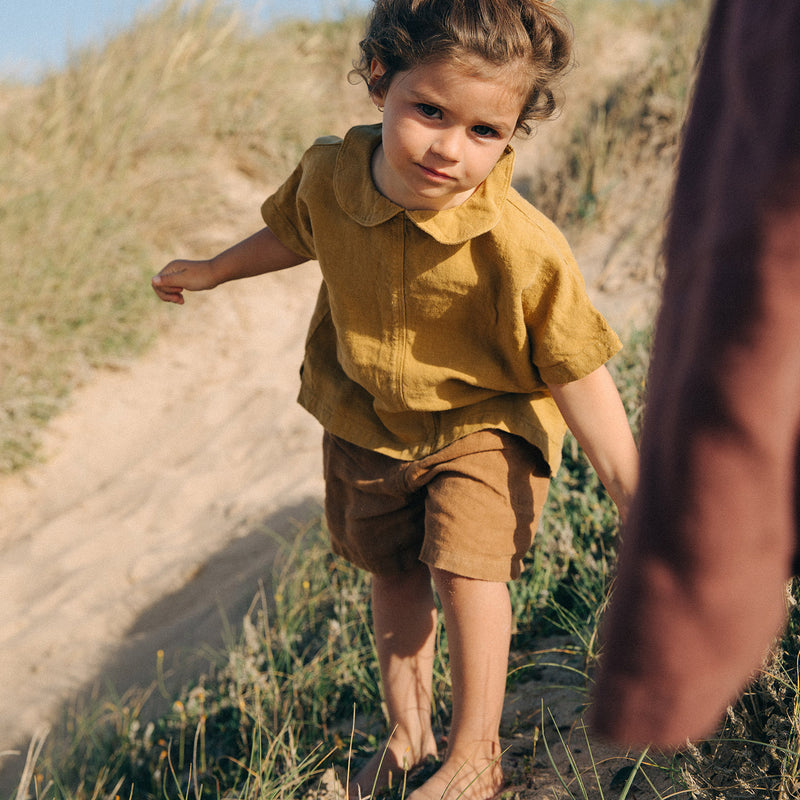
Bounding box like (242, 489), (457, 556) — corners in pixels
(386, 116), (425, 155)
(468, 147), (506, 179)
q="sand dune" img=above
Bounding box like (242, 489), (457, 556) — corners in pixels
(0, 261), (325, 777)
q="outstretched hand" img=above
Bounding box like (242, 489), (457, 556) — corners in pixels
(152, 228), (308, 304)
(151, 259), (217, 304)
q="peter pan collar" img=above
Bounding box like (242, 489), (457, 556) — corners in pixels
(333, 123), (514, 245)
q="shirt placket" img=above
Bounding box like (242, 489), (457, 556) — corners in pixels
(386, 215), (409, 411)
(396, 217), (439, 450)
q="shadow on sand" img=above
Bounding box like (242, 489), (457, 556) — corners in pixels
(1, 497), (324, 797)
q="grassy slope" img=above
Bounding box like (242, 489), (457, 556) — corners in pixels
(25, 3), (800, 800)
(0, 0), (367, 471)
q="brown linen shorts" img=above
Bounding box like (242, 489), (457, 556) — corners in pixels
(322, 429), (551, 582)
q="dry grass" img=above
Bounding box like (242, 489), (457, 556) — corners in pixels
(0, 0), (370, 471)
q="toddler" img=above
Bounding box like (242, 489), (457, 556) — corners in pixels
(153, 1), (638, 798)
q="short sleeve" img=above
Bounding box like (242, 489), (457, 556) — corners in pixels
(522, 255), (622, 385)
(261, 156), (318, 262)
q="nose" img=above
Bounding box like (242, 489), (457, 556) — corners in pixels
(429, 126), (462, 162)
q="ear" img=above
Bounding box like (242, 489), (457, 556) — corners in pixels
(369, 58), (388, 106)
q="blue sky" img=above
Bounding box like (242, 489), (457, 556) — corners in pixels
(0, 0), (370, 81)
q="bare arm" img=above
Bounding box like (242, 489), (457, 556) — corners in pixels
(152, 226), (308, 304)
(547, 365), (638, 520)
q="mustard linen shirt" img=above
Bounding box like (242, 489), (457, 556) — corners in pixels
(262, 124), (621, 472)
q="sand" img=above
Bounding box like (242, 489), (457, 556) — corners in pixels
(0, 261), (326, 777)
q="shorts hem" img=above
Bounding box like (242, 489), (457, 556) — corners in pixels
(330, 540), (424, 576)
(419, 545), (523, 582)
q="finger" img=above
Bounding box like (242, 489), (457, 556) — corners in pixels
(155, 264), (190, 283)
(152, 283), (185, 304)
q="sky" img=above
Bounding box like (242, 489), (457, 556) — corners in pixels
(0, 0), (370, 81)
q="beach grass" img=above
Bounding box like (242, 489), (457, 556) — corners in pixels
(11, 0), (800, 798)
(0, 0), (368, 472)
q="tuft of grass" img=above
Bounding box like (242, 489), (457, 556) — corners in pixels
(540, 711), (660, 800)
(20, 520), (439, 799)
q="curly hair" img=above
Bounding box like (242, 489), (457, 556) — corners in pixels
(351, 0), (572, 134)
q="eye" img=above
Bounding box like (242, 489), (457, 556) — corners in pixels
(417, 103), (441, 119)
(472, 124), (500, 138)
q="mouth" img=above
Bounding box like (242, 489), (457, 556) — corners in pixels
(418, 164), (453, 181)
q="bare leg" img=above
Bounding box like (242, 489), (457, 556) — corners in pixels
(408, 568), (510, 800)
(349, 561), (439, 798)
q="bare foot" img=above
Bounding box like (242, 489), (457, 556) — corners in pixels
(348, 732), (438, 799)
(406, 752), (504, 800)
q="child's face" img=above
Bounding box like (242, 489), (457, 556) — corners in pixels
(369, 56), (525, 211)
